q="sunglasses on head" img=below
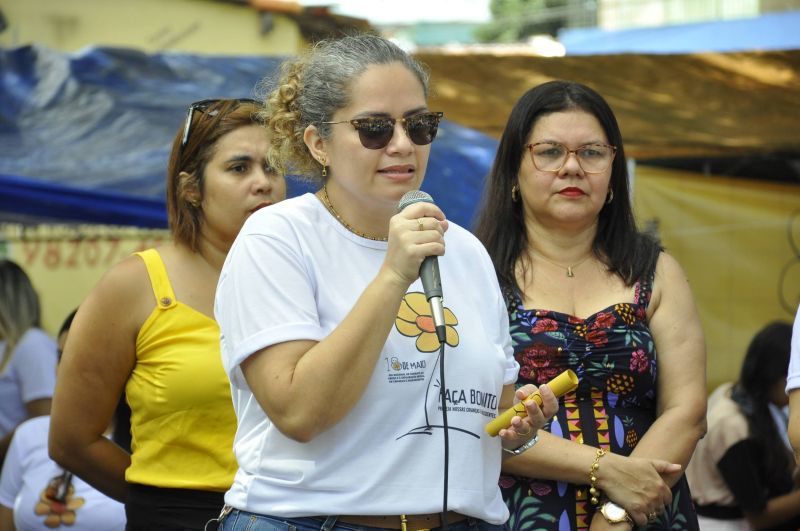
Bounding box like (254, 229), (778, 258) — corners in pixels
(321, 111), (444, 150)
(180, 98), (260, 151)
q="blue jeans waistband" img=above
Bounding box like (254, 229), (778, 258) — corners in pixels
(219, 509), (506, 531)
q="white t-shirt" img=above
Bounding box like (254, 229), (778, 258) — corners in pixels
(0, 416), (126, 531)
(216, 193), (519, 523)
(0, 328), (57, 438)
(787, 306), (800, 392)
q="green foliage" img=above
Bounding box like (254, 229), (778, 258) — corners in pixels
(475, 0), (569, 42)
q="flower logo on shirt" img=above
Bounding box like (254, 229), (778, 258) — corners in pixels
(34, 472), (85, 528)
(395, 292), (481, 441)
(395, 292), (459, 352)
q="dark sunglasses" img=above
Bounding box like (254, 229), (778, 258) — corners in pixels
(180, 98), (260, 150)
(321, 111), (444, 150)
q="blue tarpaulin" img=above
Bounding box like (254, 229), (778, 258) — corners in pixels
(0, 45), (498, 229)
(560, 10), (800, 55)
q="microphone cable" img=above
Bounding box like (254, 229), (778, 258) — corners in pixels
(438, 339), (449, 531)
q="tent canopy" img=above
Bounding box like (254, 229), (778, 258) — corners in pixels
(2, 43), (799, 228)
(416, 48), (800, 160)
(560, 10), (800, 55)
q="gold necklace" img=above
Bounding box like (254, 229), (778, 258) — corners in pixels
(319, 185), (388, 242)
(529, 249), (593, 278)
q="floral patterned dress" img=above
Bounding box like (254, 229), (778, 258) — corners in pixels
(499, 274), (699, 531)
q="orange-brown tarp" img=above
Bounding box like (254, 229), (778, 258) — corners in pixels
(416, 49), (800, 160)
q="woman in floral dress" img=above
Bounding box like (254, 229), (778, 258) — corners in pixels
(474, 81), (707, 531)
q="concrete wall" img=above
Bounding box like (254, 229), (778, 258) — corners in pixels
(0, 0), (304, 55)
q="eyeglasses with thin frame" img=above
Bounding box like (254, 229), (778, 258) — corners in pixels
(180, 98), (260, 151)
(526, 142), (617, 174)
(321, 111), (444, 150)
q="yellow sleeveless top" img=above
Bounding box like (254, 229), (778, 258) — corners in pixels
(124, 249), (237, 490)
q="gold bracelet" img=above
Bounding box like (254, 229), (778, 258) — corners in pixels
(588, 448), (607, 505)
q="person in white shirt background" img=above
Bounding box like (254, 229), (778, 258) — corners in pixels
(0, 309), (126, 531)
(687, 321), (800, 530)
(0, 260), (57, 473)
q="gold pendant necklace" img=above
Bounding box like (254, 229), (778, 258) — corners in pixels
(529, 249), (592, 277)
(319, 185), (388, 242)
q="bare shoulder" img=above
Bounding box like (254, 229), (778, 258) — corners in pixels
(654, 251), (687, 281)
(648, 252), (696, 318)
(78, 253), (154, 334)
(58, 253), (155, 380)
(96, 253), (151, 300)
(648, 251), (702, 333)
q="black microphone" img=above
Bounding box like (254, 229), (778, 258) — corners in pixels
(398, 190), (447, 343)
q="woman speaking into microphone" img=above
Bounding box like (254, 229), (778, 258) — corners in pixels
(213, 33), (558, 530)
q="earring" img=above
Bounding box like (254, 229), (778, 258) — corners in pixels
(511, 184), (519, 202)
(189, 198), (200, 208)
(606, 188), (614, 204)
(320, 156), (327, 178)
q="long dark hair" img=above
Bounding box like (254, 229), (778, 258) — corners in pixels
(473, 80), (661, 293)
(731, 321), (793, 490)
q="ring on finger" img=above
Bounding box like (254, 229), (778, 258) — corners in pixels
(647, 512), (658, 522)
(417, 218), (424, 231)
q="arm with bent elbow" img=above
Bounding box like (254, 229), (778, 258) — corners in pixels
(49, 261), (142, 503)
(628, 254), (707, 477)
(238, 203), (449, 443)
(502, 430), (679, 527)
(242, 269), (415, 442)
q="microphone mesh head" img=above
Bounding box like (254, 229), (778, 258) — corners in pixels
(398, 190), (434, 211)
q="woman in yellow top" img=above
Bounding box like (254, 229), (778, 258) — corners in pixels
(49, 98), (286, 530)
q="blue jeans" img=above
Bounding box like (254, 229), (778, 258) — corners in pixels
(219, 511), (506, 531)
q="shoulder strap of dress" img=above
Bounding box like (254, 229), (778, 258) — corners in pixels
(133, 249), (177, 310)
(502, 283), (524, 315)
(633, 260), (657, 310)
